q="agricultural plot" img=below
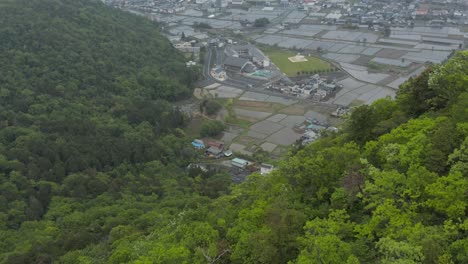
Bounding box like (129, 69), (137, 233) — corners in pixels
(329, 77), (396, 106)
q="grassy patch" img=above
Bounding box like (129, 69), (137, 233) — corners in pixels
(367, 61), (389, 71)
(182, 52), (193, 60)
(234, 100), (285, 113)
(261, 47), (332, 76)
(225, 116), (252, 128)
(219, 98), (252, 128)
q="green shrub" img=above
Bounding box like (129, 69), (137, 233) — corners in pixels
(200, 120), (225, 137)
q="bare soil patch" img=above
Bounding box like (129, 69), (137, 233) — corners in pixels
(279, 104), (305, 115)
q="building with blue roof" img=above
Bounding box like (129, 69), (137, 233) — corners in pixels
(191, 139), (205, 149)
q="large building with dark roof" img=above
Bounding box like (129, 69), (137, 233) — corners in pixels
(223, 56), (257, 73)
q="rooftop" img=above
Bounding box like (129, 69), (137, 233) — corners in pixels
(232, 158), (249, 165)
(224, 56), (250, 68)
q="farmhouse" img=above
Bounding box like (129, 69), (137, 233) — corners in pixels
(206, 146), (224, 158)
(206, 140), (225, 150)
(231, 158), (249, 169)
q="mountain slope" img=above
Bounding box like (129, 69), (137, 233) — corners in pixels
(0, 1), (207, 262)
(0, 0), (194, 102)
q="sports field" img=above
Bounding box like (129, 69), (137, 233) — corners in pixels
(262, 48), (332, 76)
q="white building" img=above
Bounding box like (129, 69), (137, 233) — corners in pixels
(231, 0), (244, 5)
(260, 163), (274, 175)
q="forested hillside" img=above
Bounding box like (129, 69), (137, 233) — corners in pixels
(1, 0), (467, 263)
(0, 0), (214, 262)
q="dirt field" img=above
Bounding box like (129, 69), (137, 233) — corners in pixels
(234, 100), (284, 113)
(279, 104), (305, 115)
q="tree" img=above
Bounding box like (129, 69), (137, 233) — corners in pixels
(396, 67), (434, 116)
(296, 210), (358, 264)
(200, 120), (225, 137)
(194, 22), (212, 29)
(202, 100), (222, 116)
(254, 18), (270, 27)
(383, 26), (391, 37)
(346, 105), (377, 145)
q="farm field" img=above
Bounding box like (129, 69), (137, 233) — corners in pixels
(262, 47), (332, 76)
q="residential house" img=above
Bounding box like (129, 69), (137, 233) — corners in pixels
(211, 67), (227, 81)
(206, 140), (225, 150)
(206, 146), (224, 158)
(231, 158), (249, 169)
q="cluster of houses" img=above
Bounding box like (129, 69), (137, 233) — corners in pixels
(229, 158), (275, 175)
(191, 139), (275, 176)
(268, 74), (342, 100)
(192, 139), (232, 158)
(301, 0), (468, 28)
(106, 0), (186, 14)
(298, 117), (338, 145)
(108, 0), (468, 28)
(173, 41), (201, 53)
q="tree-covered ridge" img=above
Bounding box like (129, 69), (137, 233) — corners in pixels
(0, 0), (212, 261)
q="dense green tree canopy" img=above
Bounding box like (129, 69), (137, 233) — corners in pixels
(0, 0), (467, 263)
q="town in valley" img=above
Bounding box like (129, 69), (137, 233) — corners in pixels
(104, 0), (467, 179)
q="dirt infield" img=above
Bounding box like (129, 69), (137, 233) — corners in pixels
(288, 55), (308, 63)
